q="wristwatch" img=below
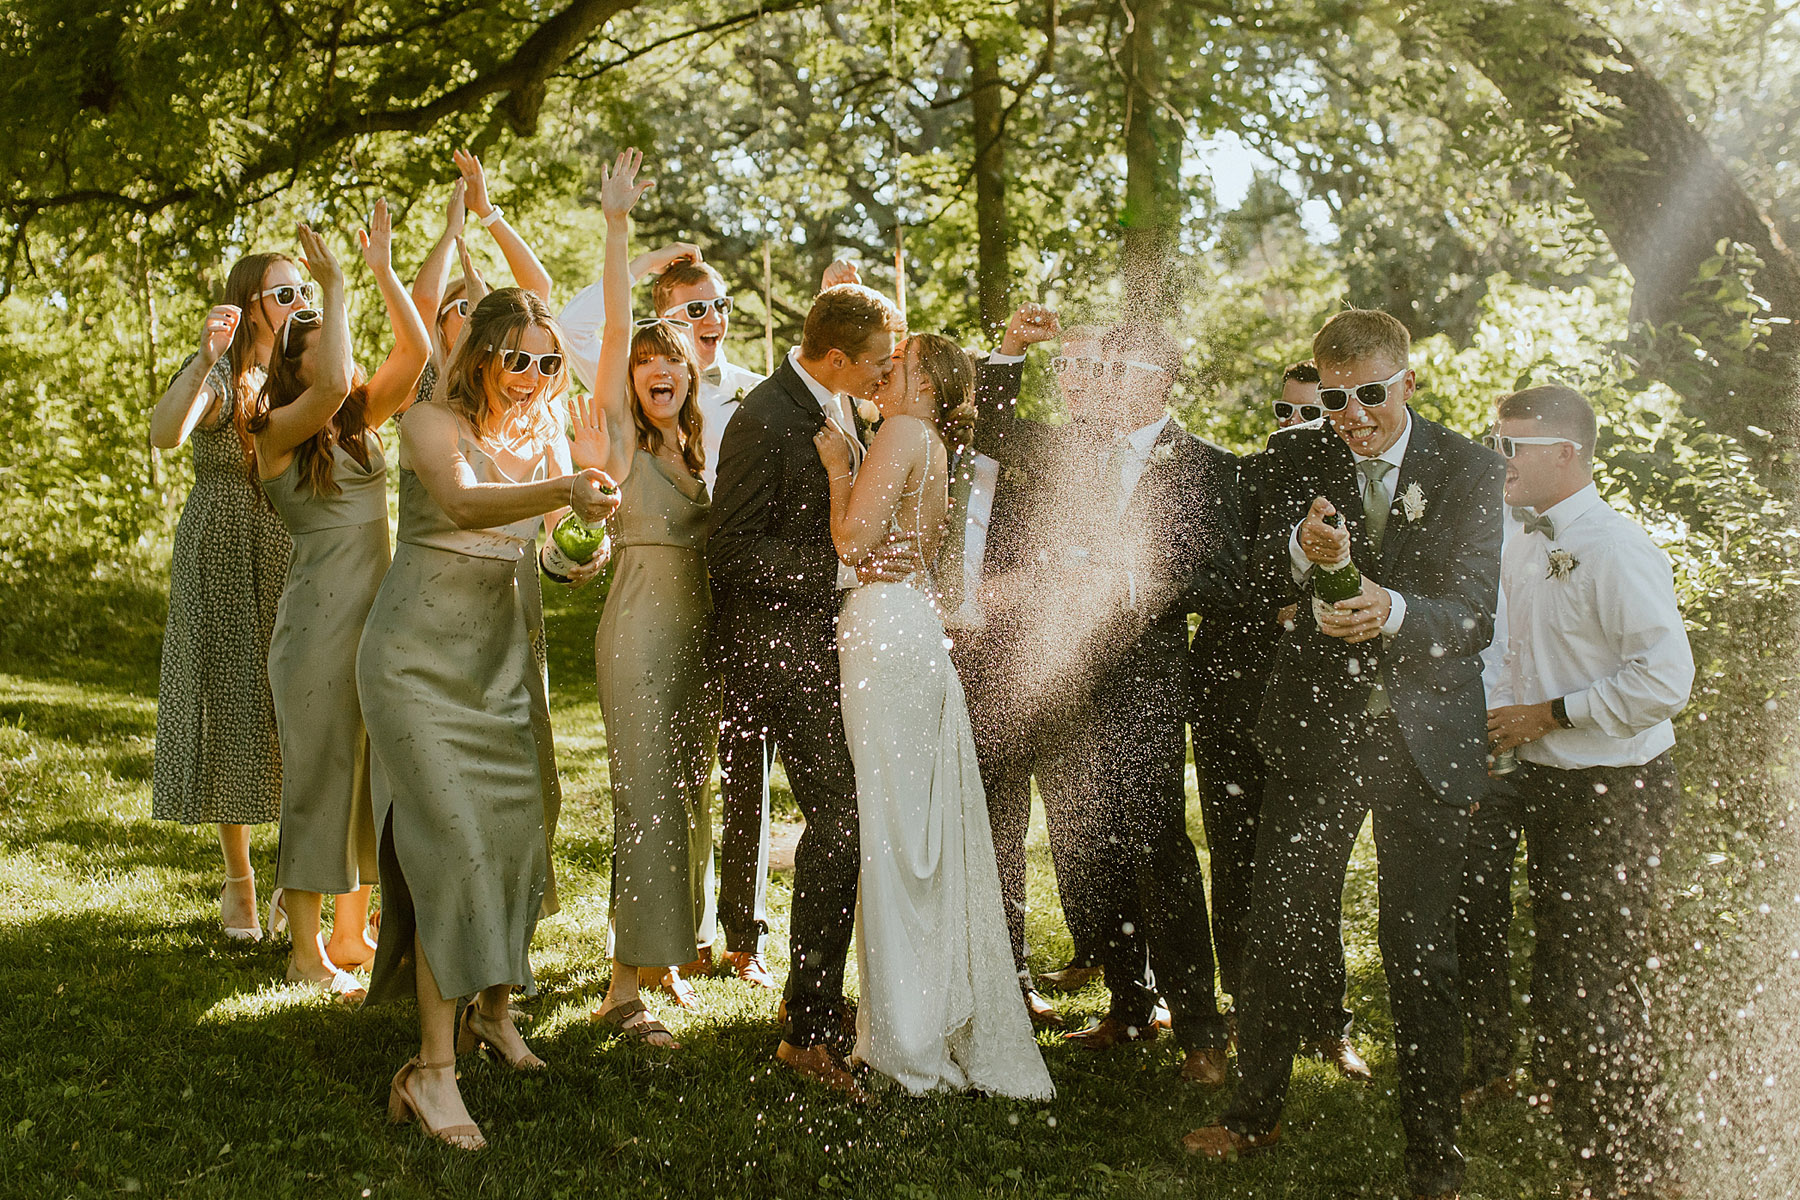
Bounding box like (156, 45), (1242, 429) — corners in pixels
(1550, 696), (1575, 729)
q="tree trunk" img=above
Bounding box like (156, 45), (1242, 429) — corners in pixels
(1119, 0), (1179, 320)
(1444, 0), (1800, 449)
(968, 33), (1011, 337)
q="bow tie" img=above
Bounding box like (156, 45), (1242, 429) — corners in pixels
(701, 364), (724, 388)
(1513, 507), (1555, 538)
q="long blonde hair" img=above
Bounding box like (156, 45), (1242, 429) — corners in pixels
(436, 288), (568, 449)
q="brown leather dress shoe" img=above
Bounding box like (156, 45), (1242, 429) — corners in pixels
(1308, 1035), (1372, 1081)
(1022, 988), (1063, 1028)
(637, 965), (701, 1009)
(776, 1041), (868, 1102)
(1181, 1122), (1280, 1159)
(1179, 1046), (1228, 1087)
(678, 944), (714, 978)
(1036, 963), (1102, 992)
(1062, 1015), (1159, 1049)
(720, 949), (777, 989)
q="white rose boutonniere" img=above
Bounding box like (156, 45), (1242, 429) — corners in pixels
(1150, 441), (1177, 465)
(1400, 481), (1426, 522)
(1546, 548), (1579, 579)
(856, 398), (882, 425)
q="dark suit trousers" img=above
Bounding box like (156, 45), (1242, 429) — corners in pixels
(715, 606), (860, 1048)
(1227, 714), (1468, 1196)
(1522, 753), (1679, 1193)
(1456, 769), (1528, 1086)
(1047, 693), (1227, 1051)
(1193, 722), (1351, 1040)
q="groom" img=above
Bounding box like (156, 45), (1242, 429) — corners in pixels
(707, 281), (906, 1095)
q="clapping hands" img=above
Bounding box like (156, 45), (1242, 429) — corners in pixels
(601, 149), (654, 221)
(356, 199), (393, 273)
(453, 149), (495, 221)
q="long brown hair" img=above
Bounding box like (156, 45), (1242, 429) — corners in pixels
(219, 252), (299, 462)
(247, 316), (372, 497)
(629, 320), (705, 476)
(437, 288), (568, 449)
(910, 333), (975, 450)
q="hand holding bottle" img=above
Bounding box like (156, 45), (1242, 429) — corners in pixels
(1299, 496), (1350, 566)
(569, 468), (622, 525)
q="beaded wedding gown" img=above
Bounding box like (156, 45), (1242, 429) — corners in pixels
(837, 422), (1054, 1101)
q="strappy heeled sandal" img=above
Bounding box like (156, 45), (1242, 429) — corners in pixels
(457, 1001), (546, 1070)
(387, 1058), (486, 1151)
(284, 954), (367, 1006)
(266, 887), (288, 938)
(591, 997), (679, 1048)
(220, 872), (262, 942)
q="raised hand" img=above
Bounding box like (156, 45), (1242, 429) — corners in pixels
(567, 393), (609, 471)
(998, 303), (1060, 357)
(454, 236), (488, 302)
(570, 468), (623, 524)
(820, 259), (861, 290)
(199, 304), (242, 364)
(600, 149), (654, 221)
(631, 242), (703, 279)
(453, 149), (494, 220)
(357, 199), (393, 272)
(296, 223), (345, 293)
(444, 178), (467, 239)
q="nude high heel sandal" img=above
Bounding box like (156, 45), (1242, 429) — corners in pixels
(220, 872), (262, 943)
(387, 1058), (486, 1151)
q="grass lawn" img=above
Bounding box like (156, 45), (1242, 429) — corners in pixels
(0, 569), (1574, 1199)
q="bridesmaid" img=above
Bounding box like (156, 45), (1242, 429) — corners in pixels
(410, 149), (552, 403)
(248, 206), (429, 998)
(358, 288), (616, 1150)
(149, 251), (310, 941)
(587, 149), (717, 1048)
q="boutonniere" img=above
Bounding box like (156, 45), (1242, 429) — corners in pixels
(1546, 548), (1579, 579)
(729, 388), (746, 405)
(856, 399), (881, 425)
(1150, 441), (1177, 465)
(1400, 481), (1426, 522)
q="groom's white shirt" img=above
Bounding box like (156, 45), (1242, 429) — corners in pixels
(788, 348), (863, 590)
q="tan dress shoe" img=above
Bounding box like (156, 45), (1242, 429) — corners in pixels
(1308, 1035), (1372, 1081)
(720, 949), (777, 988)
(776, 1041), (868, 1102)
(1062, 1015), (1159, 1049)
(1181, 1122), (1280, 1159)
(1022, 988), (1063, 1027)
(1179, 1046), (1228, 1087)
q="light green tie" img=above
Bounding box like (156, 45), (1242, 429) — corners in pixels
(1358, 459), (1396, 556)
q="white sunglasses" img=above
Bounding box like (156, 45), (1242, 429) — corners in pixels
(255, 282), (319, 307)
(1483, 433), (1583, 458)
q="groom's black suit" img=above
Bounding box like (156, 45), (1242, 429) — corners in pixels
(976, 391), (1243, 1051)
(1221, 410), (1502, 1197)
(707, 356), (860, 1048)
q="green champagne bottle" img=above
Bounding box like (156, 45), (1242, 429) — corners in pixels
(1312, 512), (1363, 605)
(541, 512), (611, 585)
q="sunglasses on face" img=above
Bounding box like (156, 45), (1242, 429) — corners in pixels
(633, 316), (694, 331)
(485, 346), (565, 376)
(662, 297), (733, 321)
(1273, 400), (1323, 423)
(256, 282), (319, 308)
(1318, 366), (1408, 412)
(1050, 356), (1167, 380)
(438, 298), (469, 320)
(280, 309), (323, 356)
(1482, 433), (1584, 458)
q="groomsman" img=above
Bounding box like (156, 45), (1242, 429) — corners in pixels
(1186, 309), (1503, 1200)
(1189, 359), (1368, 1082)
(981, 321), (1243, 1084)
(707, 283), (906, 1095)
(1483, 385), (1692, 1198)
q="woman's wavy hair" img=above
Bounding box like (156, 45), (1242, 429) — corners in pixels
(628, 319), (705, 476)
(247, 315), (372, 497)
(909, 333), (976, 450)
(436, 288), (568, 449)
(218, 252), (300, 465)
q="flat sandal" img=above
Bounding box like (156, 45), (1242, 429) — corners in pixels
(591, 997), (679, 1047)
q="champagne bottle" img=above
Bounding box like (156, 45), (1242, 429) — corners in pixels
(541, 512), (611, 585)
(1312, 512), (1363, 604)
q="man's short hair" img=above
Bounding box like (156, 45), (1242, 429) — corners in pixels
(649, 259), (729, 316)
(801, 284), (905, 360)
(1100, 322), (1182, 375)
(1313, 309), (1410, 372)
(1058, 323), (1104, 347)
(1496, 385), (1598, 459)
(1283, 360), (1319, 385)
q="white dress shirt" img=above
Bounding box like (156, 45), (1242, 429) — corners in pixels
(1289, 409), (1413, 635)
(787, 348), (863, 590)
(1481, 510), (1520, 704)
(557, 280), (766, 493)
(1112, 413), (1173, 513)
(1498, 483), (1693, 769)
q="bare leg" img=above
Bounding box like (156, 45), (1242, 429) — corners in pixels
(279, 890), (338, 981)
(217, 824), (258, 933)
(403, 936), (480, 1143)
(599, 959), (675, 1047)
(470, 983), (542, 1064)
(324, 884), (376, 968)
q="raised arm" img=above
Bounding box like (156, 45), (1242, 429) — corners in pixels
(253, 225), (355, 465)
(149, 306), (240, 449)
(594, 148), (655, 483)
(401, 402), (618, 532)
(410, 179), (466, 359)
(972, 304), (1061, 465)
(357, 200), (432, 426)
(457, 149), (552, 303)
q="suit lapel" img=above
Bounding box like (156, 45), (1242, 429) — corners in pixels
(1121, 421), (1184, 518)
(1378, 410), (1442, 577)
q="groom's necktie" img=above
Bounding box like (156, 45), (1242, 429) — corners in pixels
(1358, 459), (1396, 556)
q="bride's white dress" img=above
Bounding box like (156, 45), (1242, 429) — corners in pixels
(837, 466), (1054, 1100)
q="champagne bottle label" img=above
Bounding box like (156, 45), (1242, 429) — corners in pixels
(540, 539), (582, 585)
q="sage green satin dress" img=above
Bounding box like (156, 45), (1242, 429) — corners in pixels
(596, 449), (718, 968)
(261, 444), (387, 896)
(359, 425), (564, 1005)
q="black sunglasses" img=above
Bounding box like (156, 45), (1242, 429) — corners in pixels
(662, 297), (732, 321)
(1273, 400), (1323, 423)
(1318, 367), (1407, 412)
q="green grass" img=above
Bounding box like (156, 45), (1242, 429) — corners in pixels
(0, 569), (1573, 1199)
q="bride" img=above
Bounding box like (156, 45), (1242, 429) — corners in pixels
(813, 333), (1053, 1101)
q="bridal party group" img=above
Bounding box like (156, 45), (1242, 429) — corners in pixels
(147, 147), (1694, 1200)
